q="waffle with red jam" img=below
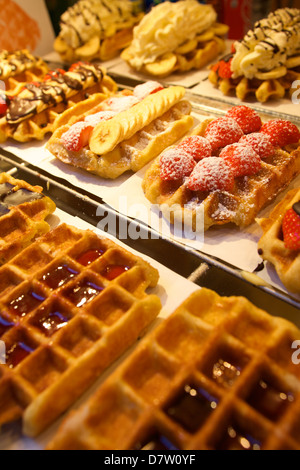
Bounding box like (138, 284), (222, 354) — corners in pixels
(0, 223), (161, 437)
(142, 106), (300, 231)
(47, 288), (300, 450)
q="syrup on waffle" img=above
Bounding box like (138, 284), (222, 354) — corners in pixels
(0, 62), (117, 143)
(142, 107), (300, 231)
(0, 223), (161, 437)
(0, 173), (56, 265)
(257, 188), (300, 293)
(47, 83), (194, 179)
(47, 288), (300, 450)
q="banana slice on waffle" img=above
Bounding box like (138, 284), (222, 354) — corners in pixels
(47, 288), (300, 450)
(209, 8), (300, 103)
(54, 0), (143, 63)
(0, 173), (56, 265)
(47, 83), (194, 179)
(0, 223), (161, 437)
(0, 49), (49, 97)
(142, 106), (300, 231)
(121, 1), (228, 78)
(0, 62), (117, 143)
(257, 188), (300, 293)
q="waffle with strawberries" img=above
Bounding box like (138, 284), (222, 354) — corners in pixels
(142, 106), (300, 232)
(47, 82), (194, 179)
(0, 223), (161, 437)
(0, 62), (117, 143)
(0, 172), (56, 265)
(47, 288), (300, 450)
(257, 188), (300, 293)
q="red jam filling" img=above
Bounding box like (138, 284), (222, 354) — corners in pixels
(101, 265), (130, 281)
(6, 341), (35, 368)
(42, 264), (79, 290)
(64, 280), (104, 307)
(76, 249), (105, 266)
(7, 291), (45, 316)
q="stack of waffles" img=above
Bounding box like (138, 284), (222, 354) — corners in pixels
(257, 188), (300, 294)
(209, 8), (300, 103)
(142, 105), (300, 231)
(0, 173), (56, 265)
(47, 82), (194, 179)
(47, 288), (300, 450)
(54, 0), (144, 63)
(0, 62), (117, 143)
(0, 223), (162, 437)
(0, 50), (49, 98)
(121, 0), (228, 78)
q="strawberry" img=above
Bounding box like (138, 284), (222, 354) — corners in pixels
(177, 135), (212, 161)
(187, 157), (235, 192)
(239, 133), (275, 159)
(61, 121), (93, 152)
(260, 119), (300, 147)
(84, 110), (116, 126)
(220, 143), (261, 177)
(211, 55), (233, 79)
(204, 117), (244, 151)
(225, 105), (262, 134)
(133, 81), (164, 100)
(160, 148), (195, 181)
(282, 205), (300, 251)
(0, 94), (8, 116)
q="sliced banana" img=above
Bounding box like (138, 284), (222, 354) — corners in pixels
(286, 55), (300, 69)
(212, 23), (230, 36)
(76, 36), (100, 60)
(195, 28), (215, 43)
(144, 53), (177, 77)
(175, 39), (198, 55)
(255, 66), (287, 80)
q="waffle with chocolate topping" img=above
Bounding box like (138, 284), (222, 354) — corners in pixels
(47, 288), (300, 450)
(209, 8), (300, 103)
(0, 62), (117, 143)
(257, 188), (300, 293)
(47, 84), (194, 179)
(0, 223), (161, 437)
(54, 0), (144, 63)
(142, 115), (300, 231)
(0, 49), (49, 98)
(0, 173), (56, 265)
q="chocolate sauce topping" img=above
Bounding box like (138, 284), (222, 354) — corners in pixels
(0, 184), (44, 217)
(6, 64), (103, 123)
(293, 201), (300, 216)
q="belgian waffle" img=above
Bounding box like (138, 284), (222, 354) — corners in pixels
(208, 8), (300, 103)
(0, 223), (161, 437)
(0, 62), (117, 143)
(54, 0), (143, 63)
(47, 288), (300, 450)
(0, 50), (49, 98)
(122, 24), (228, 79)
(0, 173), (56, 265)
(257, 188), (300, 293)
(142, 118), (300, 231)
(209, 54), (300, 104)
(47, 85), (194, 179)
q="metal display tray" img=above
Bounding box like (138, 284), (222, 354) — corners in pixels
(0, 72), (299, 327)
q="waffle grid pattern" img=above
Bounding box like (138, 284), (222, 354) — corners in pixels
(0, 224), (161, 437)
(142, 119), (300, 230)
(47, 289), (300, 450)
(0, 173), (56, 265)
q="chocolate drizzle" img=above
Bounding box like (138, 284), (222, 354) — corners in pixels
(293, 201), (300, 216)
(6, 63), (103, 124)
(0, 183), (44, 217)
